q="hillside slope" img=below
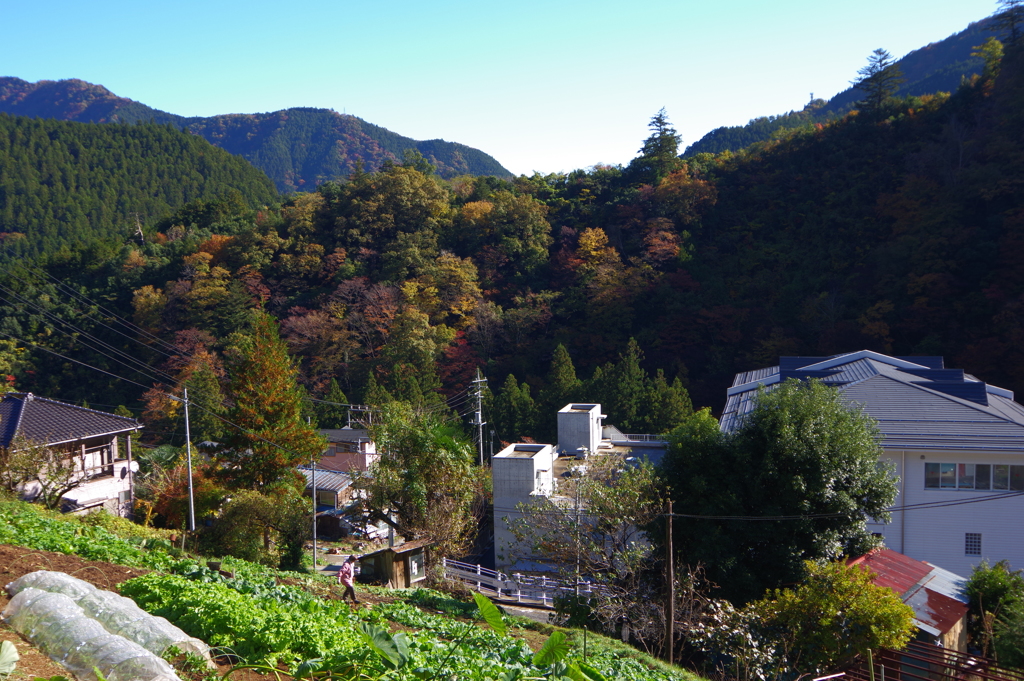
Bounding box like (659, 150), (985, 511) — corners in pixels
(0, 113), (279, 258)
(0, 77), (513, 191)
(684, 17), (995, 156)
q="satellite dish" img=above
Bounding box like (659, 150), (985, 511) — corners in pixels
(129, 461), (140, 473)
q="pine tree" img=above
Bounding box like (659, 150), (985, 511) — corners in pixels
(494, 374), (539, 443)
(853, 49), (904, 115)
(645, 370), (693, 434)
(184, 358), (226, 444)
(538, 343), (583, 441)
(363, 372), (394, 408)
(995, 0), (1024, 46)
(543, 343), (583, 411)
(611, 339), (647, 432)
(626, 109), (683, 185)
(315, 378), (349, 429)
(222, 312), (326, 488)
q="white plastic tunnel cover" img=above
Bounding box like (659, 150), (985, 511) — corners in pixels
(3, 570), (212, 681)
(2, 588), (179, 681)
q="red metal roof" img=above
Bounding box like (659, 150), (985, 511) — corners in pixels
(849, 548), (968, 637)
(849, 548), (931, 594)
(905, 582), (968, 635)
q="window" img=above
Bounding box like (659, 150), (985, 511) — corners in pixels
(976, 464), (991, 490)
(925, 462), (1024, 490)
(965, 533), (982, 556)
(958, 464), (975, 489)
(316, 490), (336, 507)
(408, 549), (425, 582)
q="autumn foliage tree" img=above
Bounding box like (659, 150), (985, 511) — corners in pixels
(220, 311), (326, 488)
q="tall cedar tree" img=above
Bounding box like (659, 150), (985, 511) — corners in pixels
(853, 49), (904, 114)
(315, 378), (349, 429)
(995, 0), (1024, 46)
(626, 108), (683, 185)
(537, 343), (583, 441)
(493, 374), (539, 444)
(222, 312), (326, 487)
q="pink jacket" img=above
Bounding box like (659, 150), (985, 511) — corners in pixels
(338, 561), (355, 587)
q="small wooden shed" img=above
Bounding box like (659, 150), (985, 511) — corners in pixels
(357, 539), (432, 588)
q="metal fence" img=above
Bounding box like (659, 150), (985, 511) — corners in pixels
(838, 642), (1024, 681)
(441, 558), (608, 608)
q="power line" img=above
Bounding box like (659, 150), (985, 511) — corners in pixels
(10, 264), (182, 358)
(0, 286), (177, 386)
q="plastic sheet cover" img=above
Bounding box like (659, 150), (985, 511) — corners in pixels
(5, 570), (210, 660)
(2, 587), (180, 681)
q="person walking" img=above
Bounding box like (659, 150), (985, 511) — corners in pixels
(338, 555), (359, 604)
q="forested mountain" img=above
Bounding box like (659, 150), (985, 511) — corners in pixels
(0, 114), (278, 258)
(2, 37), (1024, 451)
(684, 16), (995, 156)
(0, 77), (513, 191)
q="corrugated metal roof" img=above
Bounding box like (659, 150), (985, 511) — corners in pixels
(904, 584), (968, 635)
(0, 392), (141, 448)
(851, 548), (931, 593)
(298, 467), (352, 493)
(321, 428), (371, 442)
(851, 548), (968, 636)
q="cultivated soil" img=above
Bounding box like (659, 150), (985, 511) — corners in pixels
(0, 543), (152, 680)
(0, 544), (267, 680)
(0, 543), (549, 680)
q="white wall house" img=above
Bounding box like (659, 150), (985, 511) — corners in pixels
(492, 443), (556, 570)
(0, 392), (142, 516)
(557, 403), (605, 457)
(721, 350), (1024, 577)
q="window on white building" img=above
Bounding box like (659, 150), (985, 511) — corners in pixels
(965, 533), (982, 556)
(926, 463), (1024, 491)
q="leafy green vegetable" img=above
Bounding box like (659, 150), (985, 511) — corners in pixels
(0, 640), (19, 676)
(533, 630), (570, 667)
(473, 592), (507, 636)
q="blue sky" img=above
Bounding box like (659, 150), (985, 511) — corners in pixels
(2, 0), (998, 176)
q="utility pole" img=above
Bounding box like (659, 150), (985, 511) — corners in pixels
(666, 499), (674, 665)
(309, 416), (317, 569)
(183, 388), (196, 533)
(470, 370), (488, 466)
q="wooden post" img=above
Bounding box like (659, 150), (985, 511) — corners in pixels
(666, 499), (675, 665)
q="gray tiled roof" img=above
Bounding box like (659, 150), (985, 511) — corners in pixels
(721, 351), (1024, 452)
(0, 392), (141, 448)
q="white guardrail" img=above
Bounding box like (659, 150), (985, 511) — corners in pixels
(441, 558), (608, 608)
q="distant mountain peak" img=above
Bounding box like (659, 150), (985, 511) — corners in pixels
(0, 77), (512, 190)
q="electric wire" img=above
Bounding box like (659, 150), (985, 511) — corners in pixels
(0, 286), (178, 387)
(6, 265), (182, 358)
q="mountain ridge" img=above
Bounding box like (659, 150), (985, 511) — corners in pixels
(684, 16), (998, 156)
(0, 77), (513, 191)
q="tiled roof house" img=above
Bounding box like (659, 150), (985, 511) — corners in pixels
(721, 350), (1024, 576)
(0, 392), (142, 515)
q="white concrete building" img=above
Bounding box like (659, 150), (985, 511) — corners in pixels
(557, 403), (605, 457)
(491, 443), (556, 570)
(721, 350), (1024, 576)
